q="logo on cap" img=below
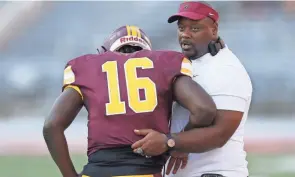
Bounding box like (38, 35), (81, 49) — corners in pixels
(184, 4), (189, 9)
(209, 12), (214, 16)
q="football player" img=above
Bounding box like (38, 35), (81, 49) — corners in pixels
(43, 25), (217, 177)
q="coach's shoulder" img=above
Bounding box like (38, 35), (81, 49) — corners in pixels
(213, 48), (249, 76)
(209, 63), (252, 97)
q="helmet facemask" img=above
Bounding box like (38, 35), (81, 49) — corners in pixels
(117, 45), (143, 53)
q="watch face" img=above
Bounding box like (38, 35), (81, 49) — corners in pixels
(167, 139), (175, 148)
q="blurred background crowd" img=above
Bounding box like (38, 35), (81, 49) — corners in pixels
(0, 1), (294, 177)
(0, 1), (294, 118)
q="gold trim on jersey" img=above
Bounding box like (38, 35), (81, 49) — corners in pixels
(63, 65), (75, 85)
(180, 68), (192, 77)
(180, 57), (193, 77)
(64, 85), (83, 100)
(182, 57), (191, 63)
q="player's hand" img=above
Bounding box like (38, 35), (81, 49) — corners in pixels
(131, 129), (168, 156)
(166, 151), (189, 175)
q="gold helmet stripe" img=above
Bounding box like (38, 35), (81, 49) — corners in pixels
(126, 25), (141, 38)
(126, 25), (131, 36)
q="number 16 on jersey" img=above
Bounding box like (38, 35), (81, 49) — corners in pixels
(102, 57), (158, 116)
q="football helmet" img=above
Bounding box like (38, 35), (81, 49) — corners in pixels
(98, 25), (152, 53)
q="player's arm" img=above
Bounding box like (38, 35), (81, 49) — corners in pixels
(131, 57), (216, 155)
(43, 88), (83, 177)
(173, 75), (216, 129)
(43, 63), (83, 177)
(131, 76), (216, 155)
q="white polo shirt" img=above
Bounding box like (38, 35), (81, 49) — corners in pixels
(167, 47), (252, 177)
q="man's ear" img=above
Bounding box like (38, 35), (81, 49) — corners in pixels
(212, 22), (218, 40)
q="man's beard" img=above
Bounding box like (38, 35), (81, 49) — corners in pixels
(182, 49), (205, 60)
(183, 45), (209, 60)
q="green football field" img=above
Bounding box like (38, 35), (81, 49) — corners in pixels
(0, 154), (294, 177)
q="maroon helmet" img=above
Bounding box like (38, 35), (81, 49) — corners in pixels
(98, 25), (152, 53)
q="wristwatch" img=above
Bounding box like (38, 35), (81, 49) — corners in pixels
(166, 134), (176, 150)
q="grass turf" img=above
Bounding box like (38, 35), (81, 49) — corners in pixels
(0, 154), (294, 177)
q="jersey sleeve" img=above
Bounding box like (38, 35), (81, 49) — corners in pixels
(205, 65), (252, 112)
(62, 61), (84, 100)
(160, 51), (193, 86)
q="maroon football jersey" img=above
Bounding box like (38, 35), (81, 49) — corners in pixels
(62, 50), (192, 155)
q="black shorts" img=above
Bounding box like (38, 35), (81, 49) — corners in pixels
(81, 146), (167, 177)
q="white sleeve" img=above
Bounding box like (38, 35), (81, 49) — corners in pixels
(204, 65), (252, 112)
(212, 95), (247, 112)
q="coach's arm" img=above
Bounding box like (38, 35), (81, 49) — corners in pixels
(172, 110), (244, 153)
(165, 109), (245, 175)
(171, 65), (252, 153)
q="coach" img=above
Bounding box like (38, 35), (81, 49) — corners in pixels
(165, 2), (253, 177)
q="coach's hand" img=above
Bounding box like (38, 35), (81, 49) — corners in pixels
(132, 129), (168, 156)
(166, 151), (189, 175)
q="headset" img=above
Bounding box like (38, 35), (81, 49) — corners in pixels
(208, 37), (225, 56)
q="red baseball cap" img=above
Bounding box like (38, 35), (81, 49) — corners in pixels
(168, 2), (219, 23)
